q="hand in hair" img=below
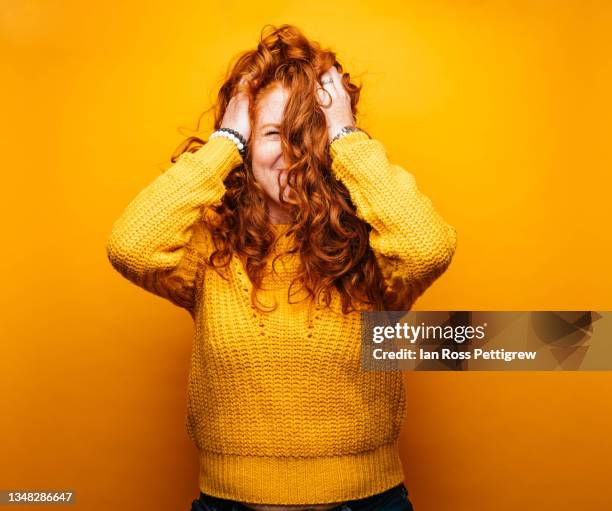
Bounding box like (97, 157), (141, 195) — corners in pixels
(316, 66), (356, 143)
(220, 77), (251, 142)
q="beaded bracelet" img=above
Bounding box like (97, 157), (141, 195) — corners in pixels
(209, 127), (248, 158)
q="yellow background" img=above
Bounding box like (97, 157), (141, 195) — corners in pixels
(2, 1), (611, 509)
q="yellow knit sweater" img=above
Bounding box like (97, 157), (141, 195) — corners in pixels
(106, 130), (457, 505)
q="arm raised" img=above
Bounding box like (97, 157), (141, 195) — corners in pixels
(106, 137), (242, 314)
(329, 130), (457, 310)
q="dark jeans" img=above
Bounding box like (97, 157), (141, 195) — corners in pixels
(191, 483), (414, 511)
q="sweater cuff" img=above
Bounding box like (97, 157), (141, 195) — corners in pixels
(191, 135), (244, 171)
(329, 129), (371, 161)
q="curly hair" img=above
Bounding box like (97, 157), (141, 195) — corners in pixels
(170, 23), (393, 314)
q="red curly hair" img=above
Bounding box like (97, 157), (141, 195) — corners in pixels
(170, 24), (394, 314)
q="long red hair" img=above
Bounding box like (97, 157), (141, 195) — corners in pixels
(171, 24), (394, 314)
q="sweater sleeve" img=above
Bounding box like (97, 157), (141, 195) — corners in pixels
(329, 130), (458, 311)
(105, 136), (242, 314)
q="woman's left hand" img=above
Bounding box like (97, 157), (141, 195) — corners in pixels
(316, 66), (356, 143)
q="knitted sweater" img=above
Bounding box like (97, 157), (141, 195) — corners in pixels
(106, 130), (457, 505)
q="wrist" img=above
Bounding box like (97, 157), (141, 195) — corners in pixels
(209, 128), (248, 158)
(329, 125), (361, 145)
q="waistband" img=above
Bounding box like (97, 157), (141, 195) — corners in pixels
(194, 483), (408, 511)
(197, 441), (405, 505)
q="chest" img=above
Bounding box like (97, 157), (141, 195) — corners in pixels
(194, 253), (363, 368)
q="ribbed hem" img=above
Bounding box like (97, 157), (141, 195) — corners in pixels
(190, 135), (244, 173)
(197, 441), (405, 505)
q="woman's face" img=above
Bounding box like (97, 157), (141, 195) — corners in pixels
(250, 83), (293, 224)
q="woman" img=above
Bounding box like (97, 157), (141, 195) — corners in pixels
(106, 24), (457, 511)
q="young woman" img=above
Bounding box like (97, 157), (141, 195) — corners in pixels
(106, 24), (457, 511)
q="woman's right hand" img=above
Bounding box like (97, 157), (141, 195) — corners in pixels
(220, 78), (251, 142)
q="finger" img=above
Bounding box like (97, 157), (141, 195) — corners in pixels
(319, 68), (335, 88)
(327, 66), (343, 88)
(321, 74), (334, 86)
(316, 85), (330, 107)
(237, 76), (251, 94)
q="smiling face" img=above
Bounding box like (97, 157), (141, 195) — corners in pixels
(250, 82), (294, 224)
